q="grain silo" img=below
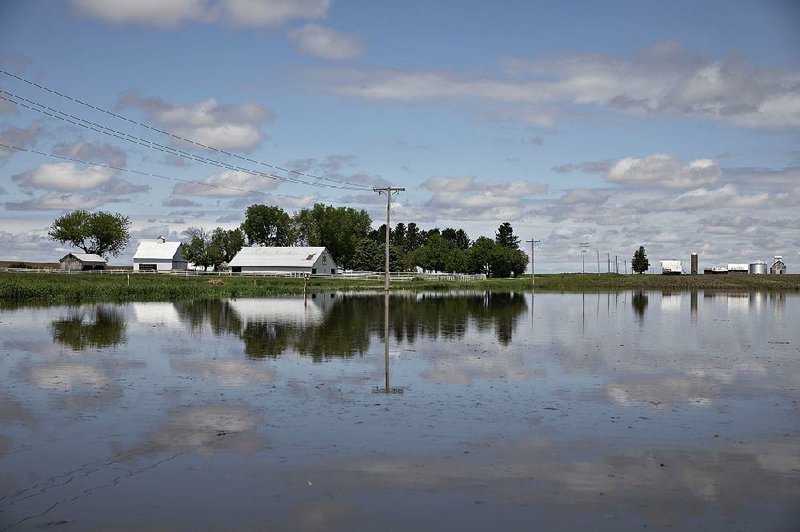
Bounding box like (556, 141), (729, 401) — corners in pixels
(749, 260), (767, 274)
(690, 253), (698, 275)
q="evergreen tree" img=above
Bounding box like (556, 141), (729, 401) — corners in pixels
(631, 245), (650, 274)
(495, 222), (520, 248)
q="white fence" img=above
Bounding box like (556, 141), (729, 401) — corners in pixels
(0, 267), (487, 282)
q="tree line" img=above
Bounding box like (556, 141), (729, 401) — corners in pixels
(47, 204), (529, 277)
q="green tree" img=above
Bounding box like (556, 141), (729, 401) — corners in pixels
(48, 210), (131, 257)
(291, 204), (372, 269)
(241, 204), (292, 246)
(404, 222), (423, 252)
(495, 222), (520, 248)
(183, 227), (223, 271)
(415, 233), (467, 273)
(352, 238), (384, 271)
(466, 236), (528, 278)
(211, 227), (246, 264)
(442, 227), (471, 250)
(391, 222), (406, 248)
(631, 245), (650, 274)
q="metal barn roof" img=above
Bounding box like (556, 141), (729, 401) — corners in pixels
(60, 253), (107, 263)
(228, 246), (330, 268)
(133, 240), (183, 260)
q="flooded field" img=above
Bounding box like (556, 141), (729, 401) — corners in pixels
(1, 291), (798, 531)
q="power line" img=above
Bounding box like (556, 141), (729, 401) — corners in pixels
(0, 90), (367, 192)
(0, 69), (372, 190)
(0, 141), (336, 203)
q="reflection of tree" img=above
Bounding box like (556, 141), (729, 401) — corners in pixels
(174, 292), (528, 360)
(173, 300), (243, 336)
(632, 291), (648, 321)
(50, 305), (126, 350)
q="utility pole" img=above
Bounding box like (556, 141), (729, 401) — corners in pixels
(526, 238), (540, 288)
(596, 250), (600, 274)
(373, 187), (405, 291)
(607, 253), (611, 273)
(615, 255), (618, 274)
(579, 242), (589, 274)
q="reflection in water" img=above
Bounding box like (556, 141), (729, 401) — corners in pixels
(172, 292), (528, 361)
(49, 305), (126, 350)
(631, 291), (648, 321)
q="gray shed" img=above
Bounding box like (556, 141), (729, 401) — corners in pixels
(59, 253), (107, 271)
(228, 246), (338, 275)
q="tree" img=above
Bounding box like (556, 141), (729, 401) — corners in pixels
(414, 233), (467, 273)
(241, 204), (292, 246)
(291, 204), (372, 270)
(631, 245), (650, 274)
(211, 227), (245, 264)
(441, 227), (470, 250)
(495, 222), (520, 249)
(404, 222), (423, 252)
(466, 236), (528, 278)
(183, 227), (223, 271)
(49, 210), (131, 257)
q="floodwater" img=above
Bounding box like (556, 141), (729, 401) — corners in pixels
(0, 290), (798, 531)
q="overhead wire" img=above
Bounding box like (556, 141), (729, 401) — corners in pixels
(0, 69), (374, 190)
(0, 89), (368, 191)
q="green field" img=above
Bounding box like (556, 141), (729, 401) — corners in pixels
(1, 270), (799, 305)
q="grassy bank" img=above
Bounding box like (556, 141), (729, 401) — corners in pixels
(1, 271), (799, 305)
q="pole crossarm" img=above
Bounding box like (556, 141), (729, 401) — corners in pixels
(373, 187), (405, 291)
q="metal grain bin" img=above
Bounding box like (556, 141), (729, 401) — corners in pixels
(749, 261), (768, 274)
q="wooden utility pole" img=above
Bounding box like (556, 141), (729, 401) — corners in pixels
(579, 243), (589, 274)
(525, 238), (540, 288)
(373, 187), (405, 291)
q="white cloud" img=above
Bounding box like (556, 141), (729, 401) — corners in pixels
(314, 42), (800, 128)
(421, 175), (476, 192)
(172, 169), (279, 197)
(557, 188), (610, 205)
(70, 0), (329, 28)
(13, 162), (116, 192)
(71, 0), (210, 28)
(119, 93), (272, 152)
(0, 121), (43, 158)
(288, 23), (363, 60)
(606, 154), (721, 189)
(52, 141), (127, 167)
(223, 0), (329, 26)
(5, 192), (109, 211)
(419, 175), (547, 221)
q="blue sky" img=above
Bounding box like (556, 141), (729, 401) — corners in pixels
(1, 0), (799, 271)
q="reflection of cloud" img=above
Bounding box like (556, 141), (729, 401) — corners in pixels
(0, 394), (35, 424)
(606, 379), (719, 408)
(285, 500), (359, 532)
(132, 404), (268, 457)
(172, 359), (275, 386)
(28, 363), (109, 389)
(132, 302), (182, 327)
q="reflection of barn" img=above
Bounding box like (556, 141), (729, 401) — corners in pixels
(59, 253), (107, 271)
(228, 247), (338, 275)
(132, 237), (187, 272)
(770, 256), (786, 274)
(225, 296), (334, 326)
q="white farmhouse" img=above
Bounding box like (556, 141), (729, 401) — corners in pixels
(132, 237), (188, 272)
(228, 246), (338, 275)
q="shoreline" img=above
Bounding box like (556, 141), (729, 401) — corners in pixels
(1, 271), (799, 305)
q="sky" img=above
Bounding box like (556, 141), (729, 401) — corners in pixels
(0, 0), (799, 272)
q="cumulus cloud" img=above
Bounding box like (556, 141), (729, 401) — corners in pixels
(606, 153), (721, 189)
(13, 162), (117, 192)
(52, 141), (127, 167)
(419, 175), (547, 221)
(557, 188), (610, 205)
(163, 197), (201, 208)
(0, 121), (43, 158)
(119, 92), (273, 152)
(552, 160), (612, 174)
(70, 0), (329, 28)
(172, 169), (279, 197)
(314, 42), (800, 128)
(288, 23), (363, 60)
(421, 175), (476, 193)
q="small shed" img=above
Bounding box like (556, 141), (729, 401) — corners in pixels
(228, 246), (338, 275)
(59, 253), (107, 271)
(660, 260), (682, 275)
(132, 237), (187, 272)
(770, 256), (786, 275)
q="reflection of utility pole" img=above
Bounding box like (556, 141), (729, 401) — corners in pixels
(384, 291), (390, 392)
(579, 243), (589, 274)
(526, 238), (540, 288)
(373, 187), (405, 291)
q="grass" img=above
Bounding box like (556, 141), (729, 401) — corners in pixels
(0, 271), (798, 305)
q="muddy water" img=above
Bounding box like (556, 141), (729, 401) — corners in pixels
(0, 291), (798, 531)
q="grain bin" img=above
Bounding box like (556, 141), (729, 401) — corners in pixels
(749, 261), (767, 274)
(691, 253), (698, 275)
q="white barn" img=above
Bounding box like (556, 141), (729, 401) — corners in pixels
(132, 237), (188, 272)
(228, 246), (338, 275)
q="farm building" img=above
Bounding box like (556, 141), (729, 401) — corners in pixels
(660, 260), (682, 275)
(770, 256), (786, 274)
(727, 263), (749, 274)
(132, 237), (187, 272)
(228, 246), (338, 275)
(59, 253), (107, 271)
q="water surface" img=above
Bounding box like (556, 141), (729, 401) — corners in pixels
(1, 291), (798, 531)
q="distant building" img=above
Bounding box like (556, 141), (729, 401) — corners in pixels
(727, 263), (749, 275)
(660, 260), (682, 275)
(770, 256), (786, 275)
(59, 253), (107, 271)
(228, 246), (338, 275)
(132, 237), (187, 272)
(704, 266), (728, 275)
